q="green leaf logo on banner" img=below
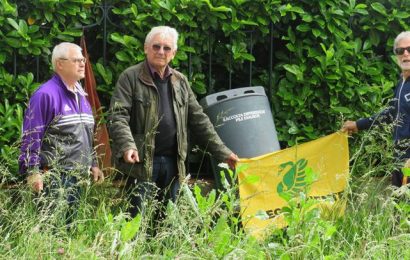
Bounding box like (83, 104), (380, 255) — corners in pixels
(277, 159), (308, 196)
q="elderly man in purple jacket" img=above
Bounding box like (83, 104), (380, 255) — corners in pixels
(19, 42), (104, 212)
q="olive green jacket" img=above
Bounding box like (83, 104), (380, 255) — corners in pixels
(109, 61), (232, 181)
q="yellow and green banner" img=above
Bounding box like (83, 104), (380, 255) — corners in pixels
(238, 132), (349, 238)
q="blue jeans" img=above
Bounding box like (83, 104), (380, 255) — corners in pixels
(126, 155), (180, 217)
(39, 172), (81, 227)
(393, 142), (410, 187)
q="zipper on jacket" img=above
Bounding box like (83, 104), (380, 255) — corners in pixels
(394, 79), (406, 139)
(76, 90), (92, 169)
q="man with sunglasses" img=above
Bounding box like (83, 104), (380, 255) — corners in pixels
(19, 42), (104, 225)
(109, 26), (239, 217)
(342, 31), (410, 187)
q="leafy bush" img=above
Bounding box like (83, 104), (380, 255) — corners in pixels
(2, 0), (409, 172)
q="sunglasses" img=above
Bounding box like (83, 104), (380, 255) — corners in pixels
(152, 44), (172, 53)
(394, 46), (410, 55)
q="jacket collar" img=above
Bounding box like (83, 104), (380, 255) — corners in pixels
(146, 62), (172, 79)
(139, 60), (182, 88)
(52, 74), (88, 96)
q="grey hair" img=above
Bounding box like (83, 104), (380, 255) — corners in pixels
(51, 42), (82, 71)
(394, 31), (410, 53)
(145, 26), (179, 50)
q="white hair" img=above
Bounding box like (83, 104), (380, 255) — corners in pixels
(51, 42), (82, 71)
(394, 31), (410, 53)
(144, 26), (179, 50)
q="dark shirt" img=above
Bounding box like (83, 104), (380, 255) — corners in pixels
(152, 72), (177, 156)
(356, 76), (410, 158)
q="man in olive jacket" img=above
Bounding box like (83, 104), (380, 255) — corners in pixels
(109, 26), (239, 216)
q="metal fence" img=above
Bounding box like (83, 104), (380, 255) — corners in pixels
(12, 1), (275, 104)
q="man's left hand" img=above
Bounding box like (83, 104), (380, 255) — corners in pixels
(225, 153), (240, 170)
(91, 166), (104, 183)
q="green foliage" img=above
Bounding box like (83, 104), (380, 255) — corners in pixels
(120, 214), (141, 242)
(349, 123), (396, 178)
(2, 0), (410, 170)
(1, 142), (409, 258)
(0, 100), (22, 145)
(269, 0), (402, 145)
(2, 2), (410, 256)
(269, 192), (339, 259)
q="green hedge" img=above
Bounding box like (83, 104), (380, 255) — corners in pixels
(1, 0), (409, 171)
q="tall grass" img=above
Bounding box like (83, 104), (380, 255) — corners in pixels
(0, 127), (409, 258)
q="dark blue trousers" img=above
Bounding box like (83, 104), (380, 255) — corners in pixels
(38, 172), (81, 227)
(126, 155), (180, 217)
(393, 143), (410, 187)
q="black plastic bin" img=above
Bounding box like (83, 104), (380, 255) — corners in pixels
(200, 86), (280, 158)
(199, 86), (281, 189)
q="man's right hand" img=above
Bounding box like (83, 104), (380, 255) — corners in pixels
(27, 173), (43, 193)
(225, 153), (240, 170)
(341, 120), (358, 135)
(123, 149), (140, 163)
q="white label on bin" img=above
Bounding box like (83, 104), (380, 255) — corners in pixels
(222, 109), (266, 122)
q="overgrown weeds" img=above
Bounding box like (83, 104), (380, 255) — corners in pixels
(0, 127), (409, 258)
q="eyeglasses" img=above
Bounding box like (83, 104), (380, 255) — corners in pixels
(59, 57), (87, 64)
(394, 46), (410, 55)
(152, 44), (172, 53)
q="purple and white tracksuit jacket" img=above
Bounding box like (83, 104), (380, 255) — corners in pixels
(19, 74), (96, 175)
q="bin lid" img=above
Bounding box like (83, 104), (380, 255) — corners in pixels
(199, 86), (266, 109)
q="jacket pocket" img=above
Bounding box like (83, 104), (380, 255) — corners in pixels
(130, 95), (151, 134)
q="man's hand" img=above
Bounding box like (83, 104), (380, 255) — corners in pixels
(225, 153), (240, 170)
(341, 120), (358, 135)
(123, 149), (139, 163)
(27, 173), (43, 193)
(91, 166), (104, 183)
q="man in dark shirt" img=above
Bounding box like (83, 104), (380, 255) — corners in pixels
(109, 26), (239, 216)
(342, 31), (410, 187)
